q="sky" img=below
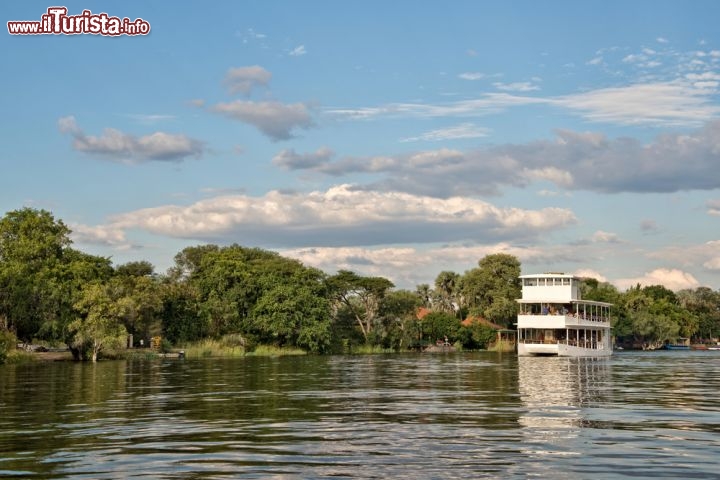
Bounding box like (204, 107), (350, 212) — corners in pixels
(2, 1), (720, 292)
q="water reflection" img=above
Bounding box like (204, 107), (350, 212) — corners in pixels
(1, 353), (719, 478)
(518, 356), (611, 427)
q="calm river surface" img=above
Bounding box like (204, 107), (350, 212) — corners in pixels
(1, 351), (719, 479)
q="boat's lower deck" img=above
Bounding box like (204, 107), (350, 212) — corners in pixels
(517, 327), (612, 357)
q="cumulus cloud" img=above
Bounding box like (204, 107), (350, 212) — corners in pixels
(70, 223), (133, 250)
(573, 269), (608, 282)
(707, 199), (720, 216)
(614, 268), (700, 291)
(223, 65), (271, 95)
(208, 100), (313, 141)
(104, 185), (577, 248)
(400, 123), (490, 142)
(274, 122), (720, 196)
(272, 147), (335, 169)
(280, 242), (577, 287)
(591, 230), (621, 243)
(648, 240), (720, 273)
(58, 116), (204, 164)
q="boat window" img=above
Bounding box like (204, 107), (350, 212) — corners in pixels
(563, 278), (570, 285)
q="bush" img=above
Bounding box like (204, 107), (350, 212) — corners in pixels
(0, 329), (17, 364)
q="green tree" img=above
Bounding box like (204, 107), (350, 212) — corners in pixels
(327, 270), (394, 343)
(161, 280), (204, 344)
(68, 282), (129, 361)
(0, 208), (79, 341)
(460, 253), (521, 327)
(251, 283), (331, 353)
(433, 271), (460, 315)
(415, 283), (432, 308)
(418, 311), (460, 344)
(116, 260), (154, 278)
(677, 287), (720, 340)
(378, 289), (422, 350)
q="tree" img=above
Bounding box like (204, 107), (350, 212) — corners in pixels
(433, 271), (460, 315)
(68, 282), (129, 361)
(378, 290), (422, 350)
(0, 208), (73, 341)
(418, 312), (460, 344)
(327, 270), (394, 343)
(116, 260), (154, 278)
(415, 284), (432, 308)
(113, 274), (163, 343)
(251, 283), (331, 353)
(460, 253), (521, 327)
(677, 287), (720, 340)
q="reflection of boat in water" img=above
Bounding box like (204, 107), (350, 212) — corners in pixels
(517, 356), (611, 429)
(516, 273), (612, 357)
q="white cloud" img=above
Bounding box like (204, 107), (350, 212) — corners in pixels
(493, 81), (540, 92)
(703, 256), (720, 271)
(521, 166), (574, 187)
(325, 92), (547, 120)
(556, 81), (720, 126)
(573, 269), (608, 282)
(272, 147), (335, 169)
(614, 268), (700, 291)
(223, 65), (271, 95)
(70, 223), (132, 249)
(656, 37), (669, 44)
(400, 123), (490, 142)
(281, 242), (573, 287)
(648, 240), (720, 273)
(125, 114), (176, 125)
(58, 116), (204, 164)
(278, 121), (720, 195)
(458, 72), (485, 80)
(591, 230), (621, 243)
(103, 185), (577, 248)
(289, 45), (307, 56)
(208, 100), (314, 140)
(707, 199), (720, 216)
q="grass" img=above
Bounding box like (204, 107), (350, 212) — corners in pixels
(488, 339), (516, 353)
(350, 344), (396, 355)
(180, 339), (246, 359)
(245, 345), (307, 357)
(4, 350), (38, 364)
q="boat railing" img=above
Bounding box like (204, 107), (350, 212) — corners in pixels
(519, 338), (600, 349)
(520, 312), (609, 323)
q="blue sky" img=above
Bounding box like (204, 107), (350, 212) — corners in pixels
(2, 1), (720, 291)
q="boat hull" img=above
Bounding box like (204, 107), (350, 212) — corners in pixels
(518, 342), (612, 357)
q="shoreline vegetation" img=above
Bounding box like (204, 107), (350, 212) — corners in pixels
(1, 208), (719, 365)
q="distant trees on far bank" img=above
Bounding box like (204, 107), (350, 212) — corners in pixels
(0, 207), (719, 362)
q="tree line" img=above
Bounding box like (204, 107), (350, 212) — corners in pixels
(0, 208), (719, 362)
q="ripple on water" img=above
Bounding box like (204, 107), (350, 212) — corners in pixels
(1, 352), (719, 478)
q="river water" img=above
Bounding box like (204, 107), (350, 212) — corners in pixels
(1, 351), (718, 479)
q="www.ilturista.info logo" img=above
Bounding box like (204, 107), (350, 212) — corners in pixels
(8, 7), (150, 36)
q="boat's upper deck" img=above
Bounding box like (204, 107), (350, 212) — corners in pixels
(519, 273), (581, 302)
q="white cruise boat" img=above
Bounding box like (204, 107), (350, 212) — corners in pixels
(516, 273), (612, 357)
